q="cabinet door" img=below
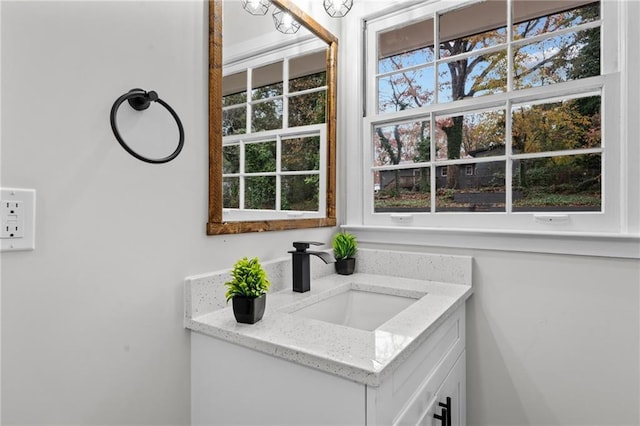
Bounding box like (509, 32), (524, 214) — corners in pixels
(418, 351), (466, 426)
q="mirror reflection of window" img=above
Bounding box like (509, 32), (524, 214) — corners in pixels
(221, 49), (328, 218)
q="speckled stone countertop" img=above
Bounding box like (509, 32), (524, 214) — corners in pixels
(184, 249), (472, 387)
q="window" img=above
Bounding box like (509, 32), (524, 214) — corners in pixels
(363, 0), (622, 232)
(465, 165), (474, 176)
(221, 48), (328, 221)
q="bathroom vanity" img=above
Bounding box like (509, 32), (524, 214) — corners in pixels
(185, 249), (472, 425)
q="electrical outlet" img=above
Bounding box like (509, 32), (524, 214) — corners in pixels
(1, 188), (36, 252)
(1, 200), (25, 238)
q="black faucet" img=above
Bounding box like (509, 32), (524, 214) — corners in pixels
(289, 241), (334, 293)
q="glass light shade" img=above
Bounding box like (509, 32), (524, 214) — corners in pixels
(323, 0), (353, 17)
(241, 0), (271, 16)
(272, 8), (301, 34)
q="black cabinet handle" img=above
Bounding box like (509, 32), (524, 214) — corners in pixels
(434, 396), (452, 426)
(434, 408), (448, 426)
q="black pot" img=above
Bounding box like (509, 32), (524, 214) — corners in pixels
(335, 257), (356, 275)
(232, 294), (266, 324)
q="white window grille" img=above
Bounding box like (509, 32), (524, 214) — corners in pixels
(362, 0), (624, 233)
(222, 42), (328, 222)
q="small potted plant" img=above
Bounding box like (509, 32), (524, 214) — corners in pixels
(332, 231), (357, 275)
(224, 257), (271, 324)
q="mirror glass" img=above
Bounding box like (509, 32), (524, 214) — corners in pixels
(208, 0), (338, 235)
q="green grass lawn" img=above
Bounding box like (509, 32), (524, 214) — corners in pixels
(375, 187), (601, 210)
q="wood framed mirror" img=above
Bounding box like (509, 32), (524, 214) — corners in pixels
(207, 0), (338, 235)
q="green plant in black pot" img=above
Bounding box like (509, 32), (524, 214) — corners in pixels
(332, 231), (357, 275)
(225, 257), (271, 324)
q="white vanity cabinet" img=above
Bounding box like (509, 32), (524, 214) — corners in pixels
(191, 305), (466, 426)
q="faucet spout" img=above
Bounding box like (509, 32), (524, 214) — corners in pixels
(307, 250), (335, 264)
(289, 241), (334, 293)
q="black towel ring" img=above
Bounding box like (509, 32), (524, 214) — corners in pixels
(110, 88), (184, 164)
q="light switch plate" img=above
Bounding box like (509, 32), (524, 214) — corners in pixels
(1, 188), (36, 252)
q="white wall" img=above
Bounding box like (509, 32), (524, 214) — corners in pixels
(2, 1), (639, 426)
(0, 1), (335, 424)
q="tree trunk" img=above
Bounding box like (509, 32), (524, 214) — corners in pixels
(394, 169), (400, 195)
(443, 116), (464, 189)
(519, 162), (527, 188)
(446, 165), (459, 189)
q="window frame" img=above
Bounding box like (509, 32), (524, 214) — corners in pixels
(361, 0), (623, 234)
(465, 165), (474, 176)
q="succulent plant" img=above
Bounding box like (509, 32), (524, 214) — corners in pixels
(224, 257), (271, 302)
(332, 231), (358, 260)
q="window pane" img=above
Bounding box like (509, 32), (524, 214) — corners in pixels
(252, 62), (283, 100)
(513, 1), (600, 40)
(436, 110), (506, 161)
(513, 28), (600, 89)
(222, 106), (247, 136)
(244, 176), (276, 210)
(245, 141), (276, 173)
(374, 168), (431, 212)
(223, 177), (239, 208)
(379, 47), (434, 75)
(223, 71), (247, 105)
(290, 72), (326, 93)
(437, 51), (507, 103)
(290, 50), (326, 89)
(282, 175), (319, 211)
(439, 1), (507, 58)
(223, 145), (240, 174)
(374, 120), (431, 166)
(251, 99), (283, 132)
(378, 17), (435, 74)
(288, 91), (326, 127)
(512, 154), (601, 211)
(282, 136), (320, 171)
(223, 91), (246, 107)
(512, 95), (601, 154)
(436, 162), (506, 212)
(378, 66), (435, 113)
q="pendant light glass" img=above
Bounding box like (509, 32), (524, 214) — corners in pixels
(241, 0), (271, 16)
(272, 8), (301, 34)
(323, 0), (353, 17)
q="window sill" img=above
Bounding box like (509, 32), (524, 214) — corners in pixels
(341, 225), (640, 259)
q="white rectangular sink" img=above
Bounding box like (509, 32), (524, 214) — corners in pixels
(290, 287), (424, 331)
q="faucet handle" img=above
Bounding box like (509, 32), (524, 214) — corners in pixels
(292, 241), (324, 251)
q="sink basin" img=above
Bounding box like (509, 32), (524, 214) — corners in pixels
(290, 287), (424, 331)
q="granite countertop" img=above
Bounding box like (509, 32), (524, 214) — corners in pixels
(185, 260), (472, 386)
